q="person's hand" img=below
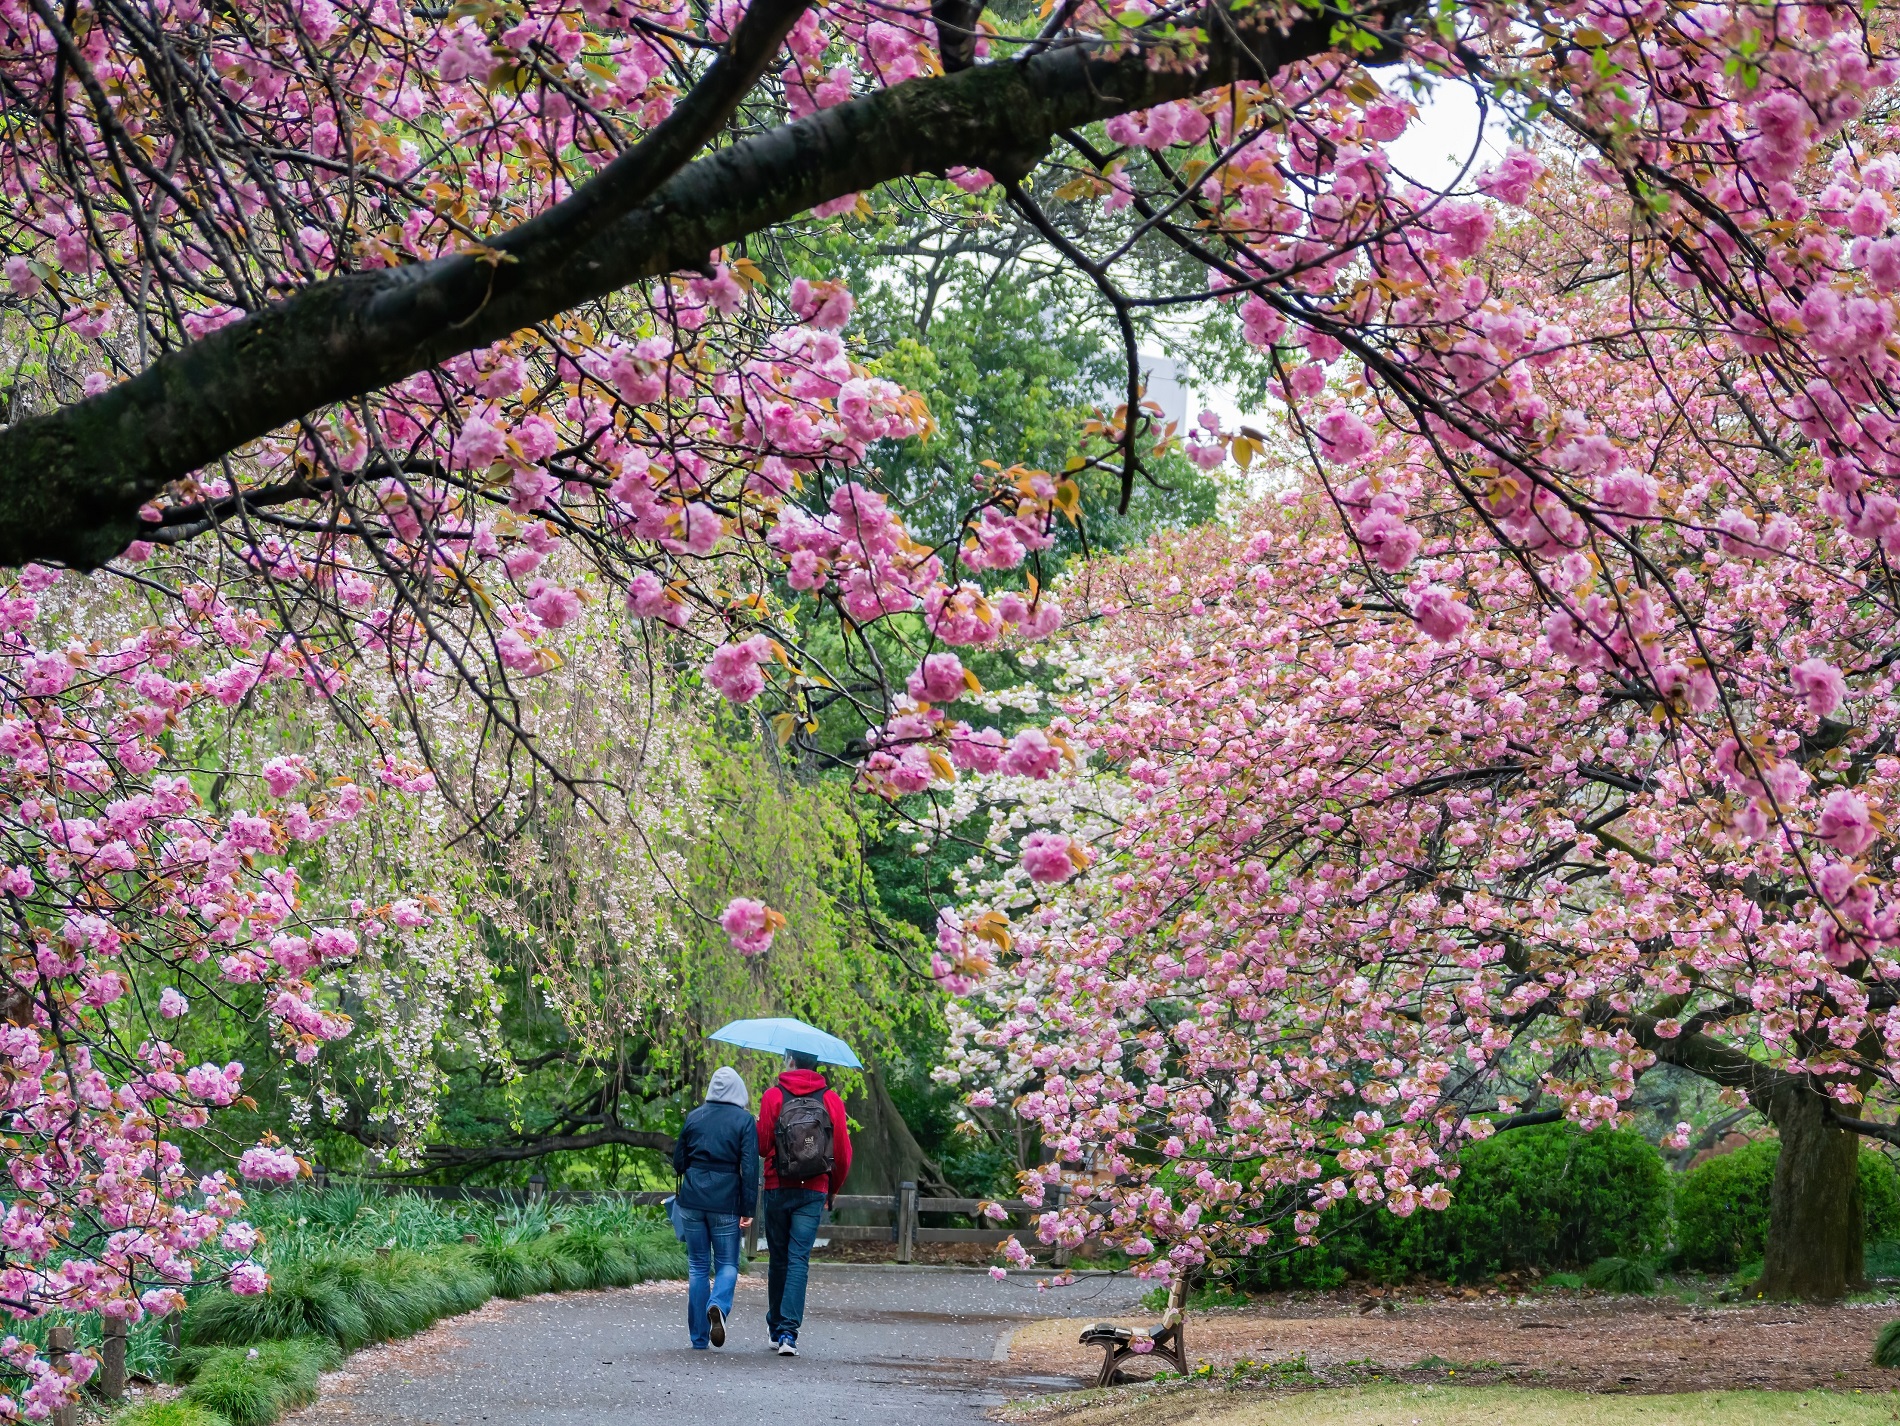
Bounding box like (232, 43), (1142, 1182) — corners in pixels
(740, 1217), (753, 1230)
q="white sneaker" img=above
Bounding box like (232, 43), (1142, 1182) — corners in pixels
(776, 1336), (798, 1357)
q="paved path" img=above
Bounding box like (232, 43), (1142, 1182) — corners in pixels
(284, 1265), (1152, 1426)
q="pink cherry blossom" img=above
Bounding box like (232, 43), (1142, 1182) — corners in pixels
(1792, 658), (1848, 718)
(720, 896), (782, 956)
(1818, 789), (1878, 856)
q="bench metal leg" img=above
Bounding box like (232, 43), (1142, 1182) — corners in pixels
(1157, 1324), (1186, 1375)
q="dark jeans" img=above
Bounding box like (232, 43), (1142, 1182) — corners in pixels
(678, 1207), (742, 1349)
(764, 1187), (825, 1342)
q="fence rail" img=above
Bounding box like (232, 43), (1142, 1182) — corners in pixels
(773, 1183), (1068, 1264)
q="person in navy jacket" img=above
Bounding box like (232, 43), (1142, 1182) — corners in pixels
(672, 1066), (759, 1349)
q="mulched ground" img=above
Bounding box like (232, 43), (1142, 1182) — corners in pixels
(1006, 1290), (1900, 1395)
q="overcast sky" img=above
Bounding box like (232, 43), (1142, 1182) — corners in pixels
(1161, 77), (1512, 435)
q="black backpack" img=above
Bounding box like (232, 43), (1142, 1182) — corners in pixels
(773, 1087), (835, 1182)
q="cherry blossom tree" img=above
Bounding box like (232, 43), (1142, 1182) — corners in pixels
(0, 561), (438, 1416)
(938, 401), (1900, 1297)
(923, 137), (1900, 1300)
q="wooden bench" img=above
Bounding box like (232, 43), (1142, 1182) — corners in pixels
(1078, 1278), (1187, 1386)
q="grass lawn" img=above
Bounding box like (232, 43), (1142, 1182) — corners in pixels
(1033, 1384), (1900, 1426)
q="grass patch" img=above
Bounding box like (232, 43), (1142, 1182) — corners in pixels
(473, 1237), (557, 1299)
(1031, 1384), (1900, 1426)
(631, 1234), (687, 1282)
(111, 1401), (234, 1426)
(528, 1234), (596, 1293)
(1161, 1354), (1321, 1386)
(176, 1338), (341, 1426)
(1874, 1319), (1900, 1368)
(183, 1267), (368, 1350)
(462, 1227), (682, 1300)
(1584, 1257), (1657, 1294)
(550, 1229), (640, 1289)
(184, 1247), (497, 1351)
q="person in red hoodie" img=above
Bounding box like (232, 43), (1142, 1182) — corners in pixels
(755, 1049), (852, 1356)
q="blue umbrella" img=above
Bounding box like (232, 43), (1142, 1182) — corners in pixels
(707, 1017), (862, 1069)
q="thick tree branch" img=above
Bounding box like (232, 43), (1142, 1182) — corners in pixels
(1595, 1004), (1801, 1102)
(1830, 1113), (1900, 1147)
(1487, 1107), (1564, 1132)
(0, 0), (1386, 570)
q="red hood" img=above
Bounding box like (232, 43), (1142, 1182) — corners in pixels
(776, 1068), (830, 1096)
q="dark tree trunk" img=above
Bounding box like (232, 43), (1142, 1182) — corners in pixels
(1756, 1083), (1864, 1299)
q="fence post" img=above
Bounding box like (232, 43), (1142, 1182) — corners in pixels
(527, 1173), (546, 1204)
(312, 1163), (328, 1190)
(754, 1180), (767, 1254)
(896, 1181), (917, 1265)
(47, 1327), (76, 1426)
(1051, 1184), (1072, 1269)
(101, 1317), (127, 1401)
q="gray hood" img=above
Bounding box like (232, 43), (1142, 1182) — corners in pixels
(705, 1066), (749, 1107)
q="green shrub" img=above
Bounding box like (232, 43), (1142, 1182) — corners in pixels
(1242, 1124), (1670, 1288)
(1583, 1256), (1657, 1293)
(562, 1201), (669, 1239)
(1866, 1240), (1900, 1280)
(1865, 1155), (1900, 1242)
(1676, 1142), (1900, 1274)
(1675, 1140), (1775, 1273)
(178, 1338), (340, 1426)
(111, 1400), (233, 1426)
(1875, 1319), (1900, 1368)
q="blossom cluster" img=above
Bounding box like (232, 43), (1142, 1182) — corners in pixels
(0, 565), (427, 1414)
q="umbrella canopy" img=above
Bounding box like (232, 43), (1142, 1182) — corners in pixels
(706, 1017), (862, 1069)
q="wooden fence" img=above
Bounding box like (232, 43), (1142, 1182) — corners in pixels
(320, 1172), (1069, 1266)
(815, 1186), (1073, 1267)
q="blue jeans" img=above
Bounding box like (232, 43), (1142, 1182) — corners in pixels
(764, 1188), (825, 1342)
(679, 1207), (742, 1349)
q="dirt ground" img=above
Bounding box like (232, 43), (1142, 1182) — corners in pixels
(1005, 1292), (1900, 1395)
